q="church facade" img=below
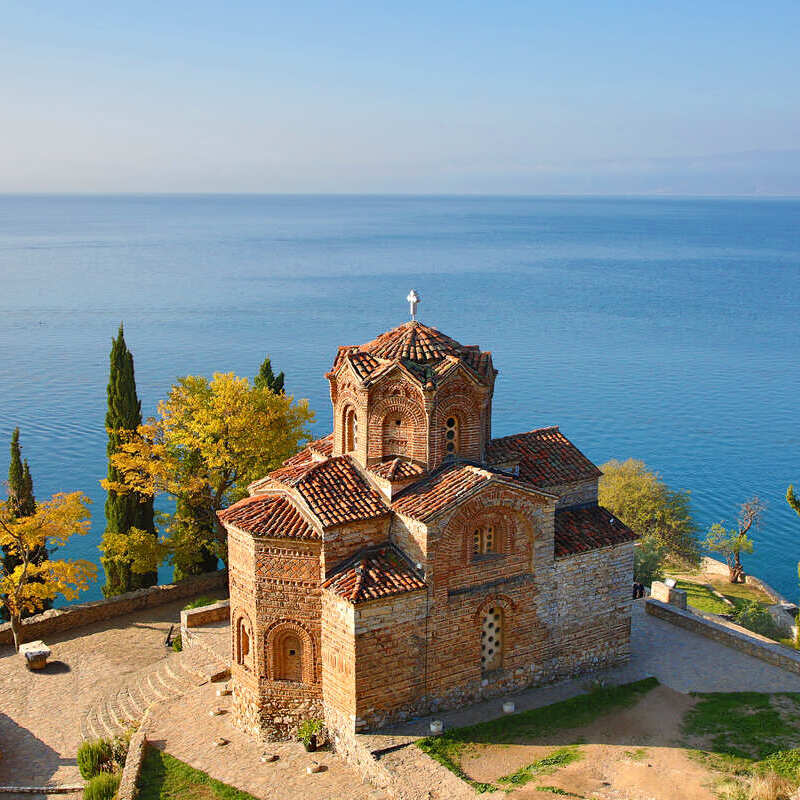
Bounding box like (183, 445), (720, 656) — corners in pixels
(217, 315), (637, 740)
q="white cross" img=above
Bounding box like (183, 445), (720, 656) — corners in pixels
(406, 289), (420, 320)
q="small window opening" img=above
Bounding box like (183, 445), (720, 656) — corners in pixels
(445, 416), (459, 455)
(481, 608), (503, 672)
(473, 525), (496, 555)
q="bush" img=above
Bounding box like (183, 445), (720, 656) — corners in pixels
(634, 535), (666, 587)
(296, 718), (324, 746)
(77, 739), (114, 780)
(172, 632), (182, 652)
(83, 772), (120, 800)
(733, 601), (782, 641)
(182, 596), (220, 610)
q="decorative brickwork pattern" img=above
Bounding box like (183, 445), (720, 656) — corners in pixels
(220, 318), (635, 742)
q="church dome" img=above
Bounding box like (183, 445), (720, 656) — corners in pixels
(330, 320), (495, 385)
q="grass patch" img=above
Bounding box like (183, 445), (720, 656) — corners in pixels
(416, 678), (658, 793)
(137, 747), (260, 800)
(624, 748), (648, 761)
(675, 580), (732, 615)
(497, 746), (581, 788)
(684, 692), (800, 761)
(536, 788), (581, 797)
(707, 578), (772, 608)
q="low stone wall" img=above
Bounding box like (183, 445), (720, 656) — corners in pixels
(646, 598), (800, 675)
(117, 728), (149, 800)
(0, 570), (228, 646)
(181, 599), (230, 631)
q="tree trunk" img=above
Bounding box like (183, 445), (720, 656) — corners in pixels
(729, 551), (744, 583)
(10, 612), (22, 652)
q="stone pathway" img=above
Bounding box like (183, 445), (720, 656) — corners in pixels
(0, 597), (205, 794)
(146, 680), (389, 800)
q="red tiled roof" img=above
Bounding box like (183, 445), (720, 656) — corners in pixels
(309, 433), (334, 458)
(392, 462), (528, 522)
(360, 321), (470, 363)
(485, 427), (601, 488)
(217, 494), (319, 540)
(369, 458), (426, 481)
(329, 321), (494, 385)
(554, 505), (638, 557)
(271, 455), (389, 529)
(322, 545), (426, 603)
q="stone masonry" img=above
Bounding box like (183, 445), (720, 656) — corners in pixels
(217, 318), (637, 741)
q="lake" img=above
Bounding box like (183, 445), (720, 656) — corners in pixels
(1, 194), (798, 601)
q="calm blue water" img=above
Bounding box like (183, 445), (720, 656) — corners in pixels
(1, 195), (799, 602)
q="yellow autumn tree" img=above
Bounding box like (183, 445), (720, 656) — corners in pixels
(102, 372), (314, 580)
(0, 491), (96, 651)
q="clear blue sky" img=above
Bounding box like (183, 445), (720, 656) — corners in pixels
(2, 0), (799, 193)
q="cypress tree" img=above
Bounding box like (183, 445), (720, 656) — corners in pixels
(102, 324), (157, 596)
(255, 356), (285, 395)
(3, 428), (48, 618)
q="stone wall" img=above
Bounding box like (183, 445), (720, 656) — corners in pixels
(554, 543), (634, 673)
(646, 597), (800, 675)
(0, 570), (228, 646)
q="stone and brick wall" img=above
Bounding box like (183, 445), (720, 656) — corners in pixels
(553, 542), (634, 672)
(0, 569), (228, 646)
(321, 517), (392, 575)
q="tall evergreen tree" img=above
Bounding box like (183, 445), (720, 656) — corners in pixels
(3, 428), (49, 618)
(255, 356), (285, 395)
(101, 324), (157, 596)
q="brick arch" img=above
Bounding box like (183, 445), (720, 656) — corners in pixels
(368, 394), (427, 463)
(433, 490), (542, 586)
(264, 619), (317, 684)
(432, 383), (483, 463)
(232, 608), (255, 671)
(334, 389), (361, 454)
(473, 593), (517, 622)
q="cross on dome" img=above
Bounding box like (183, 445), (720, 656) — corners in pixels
(406, 289), (420, 320)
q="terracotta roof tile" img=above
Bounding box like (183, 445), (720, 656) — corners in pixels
(392, 463), (498, 522)
(485, 427), (601, 488)
(309, 433), (334, 458)
(322, 545), (426, 603)
(270, 455), (389, 529)
(330, 321), (494, 385)
(369, 458), (426, 481)
(554, 505), (637, 557)
(217, 494), (319, 540)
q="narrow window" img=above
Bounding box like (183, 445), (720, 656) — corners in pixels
(344, 407), (357, 452)
(445, 416), (459, 456)
(473, 525), (496, 556)
(237, 618), (251, 667)
(481, 607), (503, 672)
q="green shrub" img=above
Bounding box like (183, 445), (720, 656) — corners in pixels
(77, 739), (114, 780)
(733, 601), (782, 641)
(171, 632), (182, 652)
(296, 718), (324, 745)
(634, 535), (666, 587)
(182, 596), (220, 610)
(83, 771), (120, 800)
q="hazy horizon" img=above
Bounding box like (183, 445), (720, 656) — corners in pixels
(3, 1), (798, 195)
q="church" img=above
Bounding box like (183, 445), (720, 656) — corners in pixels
(217, 294), (637, 740)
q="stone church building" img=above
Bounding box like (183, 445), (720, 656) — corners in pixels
(218, 311), (637, 739)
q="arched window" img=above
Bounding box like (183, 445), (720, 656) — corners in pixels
(481, 607), (503, 672)
(382, 412), (411, 458)
(274, 630), (304, 682)
(236, 615), (253, 670)
(344, 406), (357, 452)
(444, 416), (459, 457)
(473, 524), (496, 556)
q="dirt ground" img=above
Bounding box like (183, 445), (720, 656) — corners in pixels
(460, 685), (719, 800)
